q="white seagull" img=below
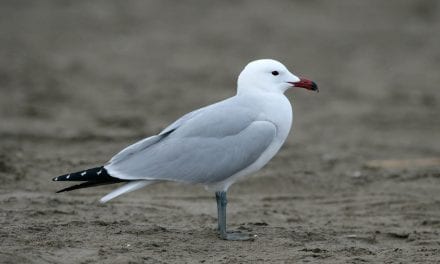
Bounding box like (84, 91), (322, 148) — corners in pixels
(53, 59), (318, 240)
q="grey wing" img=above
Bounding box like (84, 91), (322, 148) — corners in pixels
(159, 107), (206, 135)
(108, 105), (209, 165)
(105, 98), (277, 184)
(105, 120), (276, 184)
(108, 135), (164, 164)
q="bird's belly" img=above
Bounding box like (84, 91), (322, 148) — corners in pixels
(205, 96), (293, 192)
(204, 136), (286, 192)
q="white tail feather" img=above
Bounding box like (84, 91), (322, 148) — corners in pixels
(100, 181), (152, 203)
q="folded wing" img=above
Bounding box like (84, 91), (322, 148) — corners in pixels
(105, 98), (277, 184)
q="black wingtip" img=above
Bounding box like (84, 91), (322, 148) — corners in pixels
(52, 173), (72, 182)
(53, 166), (127, 193)
(55, 180), (125, 193)
(52, 166), (111, 182)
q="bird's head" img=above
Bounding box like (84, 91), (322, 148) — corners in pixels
(237, 59), (318, 94)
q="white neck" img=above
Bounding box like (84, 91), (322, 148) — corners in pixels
(236, 83), (287, 96)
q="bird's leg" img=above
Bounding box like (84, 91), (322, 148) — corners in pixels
(215, 192), (222, 232)
(215, 191), (255, 241)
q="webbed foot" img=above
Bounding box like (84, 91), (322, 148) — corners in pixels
(219, 230), (256, 241)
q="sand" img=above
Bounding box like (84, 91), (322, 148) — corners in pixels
(1, 0), (440, 263)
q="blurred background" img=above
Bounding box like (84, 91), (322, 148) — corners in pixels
(1, 1), (439, 263)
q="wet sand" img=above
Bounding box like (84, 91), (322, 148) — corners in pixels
(1, 1), (440, 263)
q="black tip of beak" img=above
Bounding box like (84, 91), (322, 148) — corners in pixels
(311, 81), (319, 92)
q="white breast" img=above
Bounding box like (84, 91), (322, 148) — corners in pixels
(205, 93), (293, 192)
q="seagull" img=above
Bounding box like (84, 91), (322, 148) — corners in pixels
(53, 59), (318, 240)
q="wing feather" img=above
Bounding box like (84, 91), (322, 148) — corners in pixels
(105, 97), (277, 184)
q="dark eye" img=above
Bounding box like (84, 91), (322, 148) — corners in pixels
(271, 71), (279, 76)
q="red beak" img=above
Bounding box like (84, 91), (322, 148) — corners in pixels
(288, 78), (319, 92)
